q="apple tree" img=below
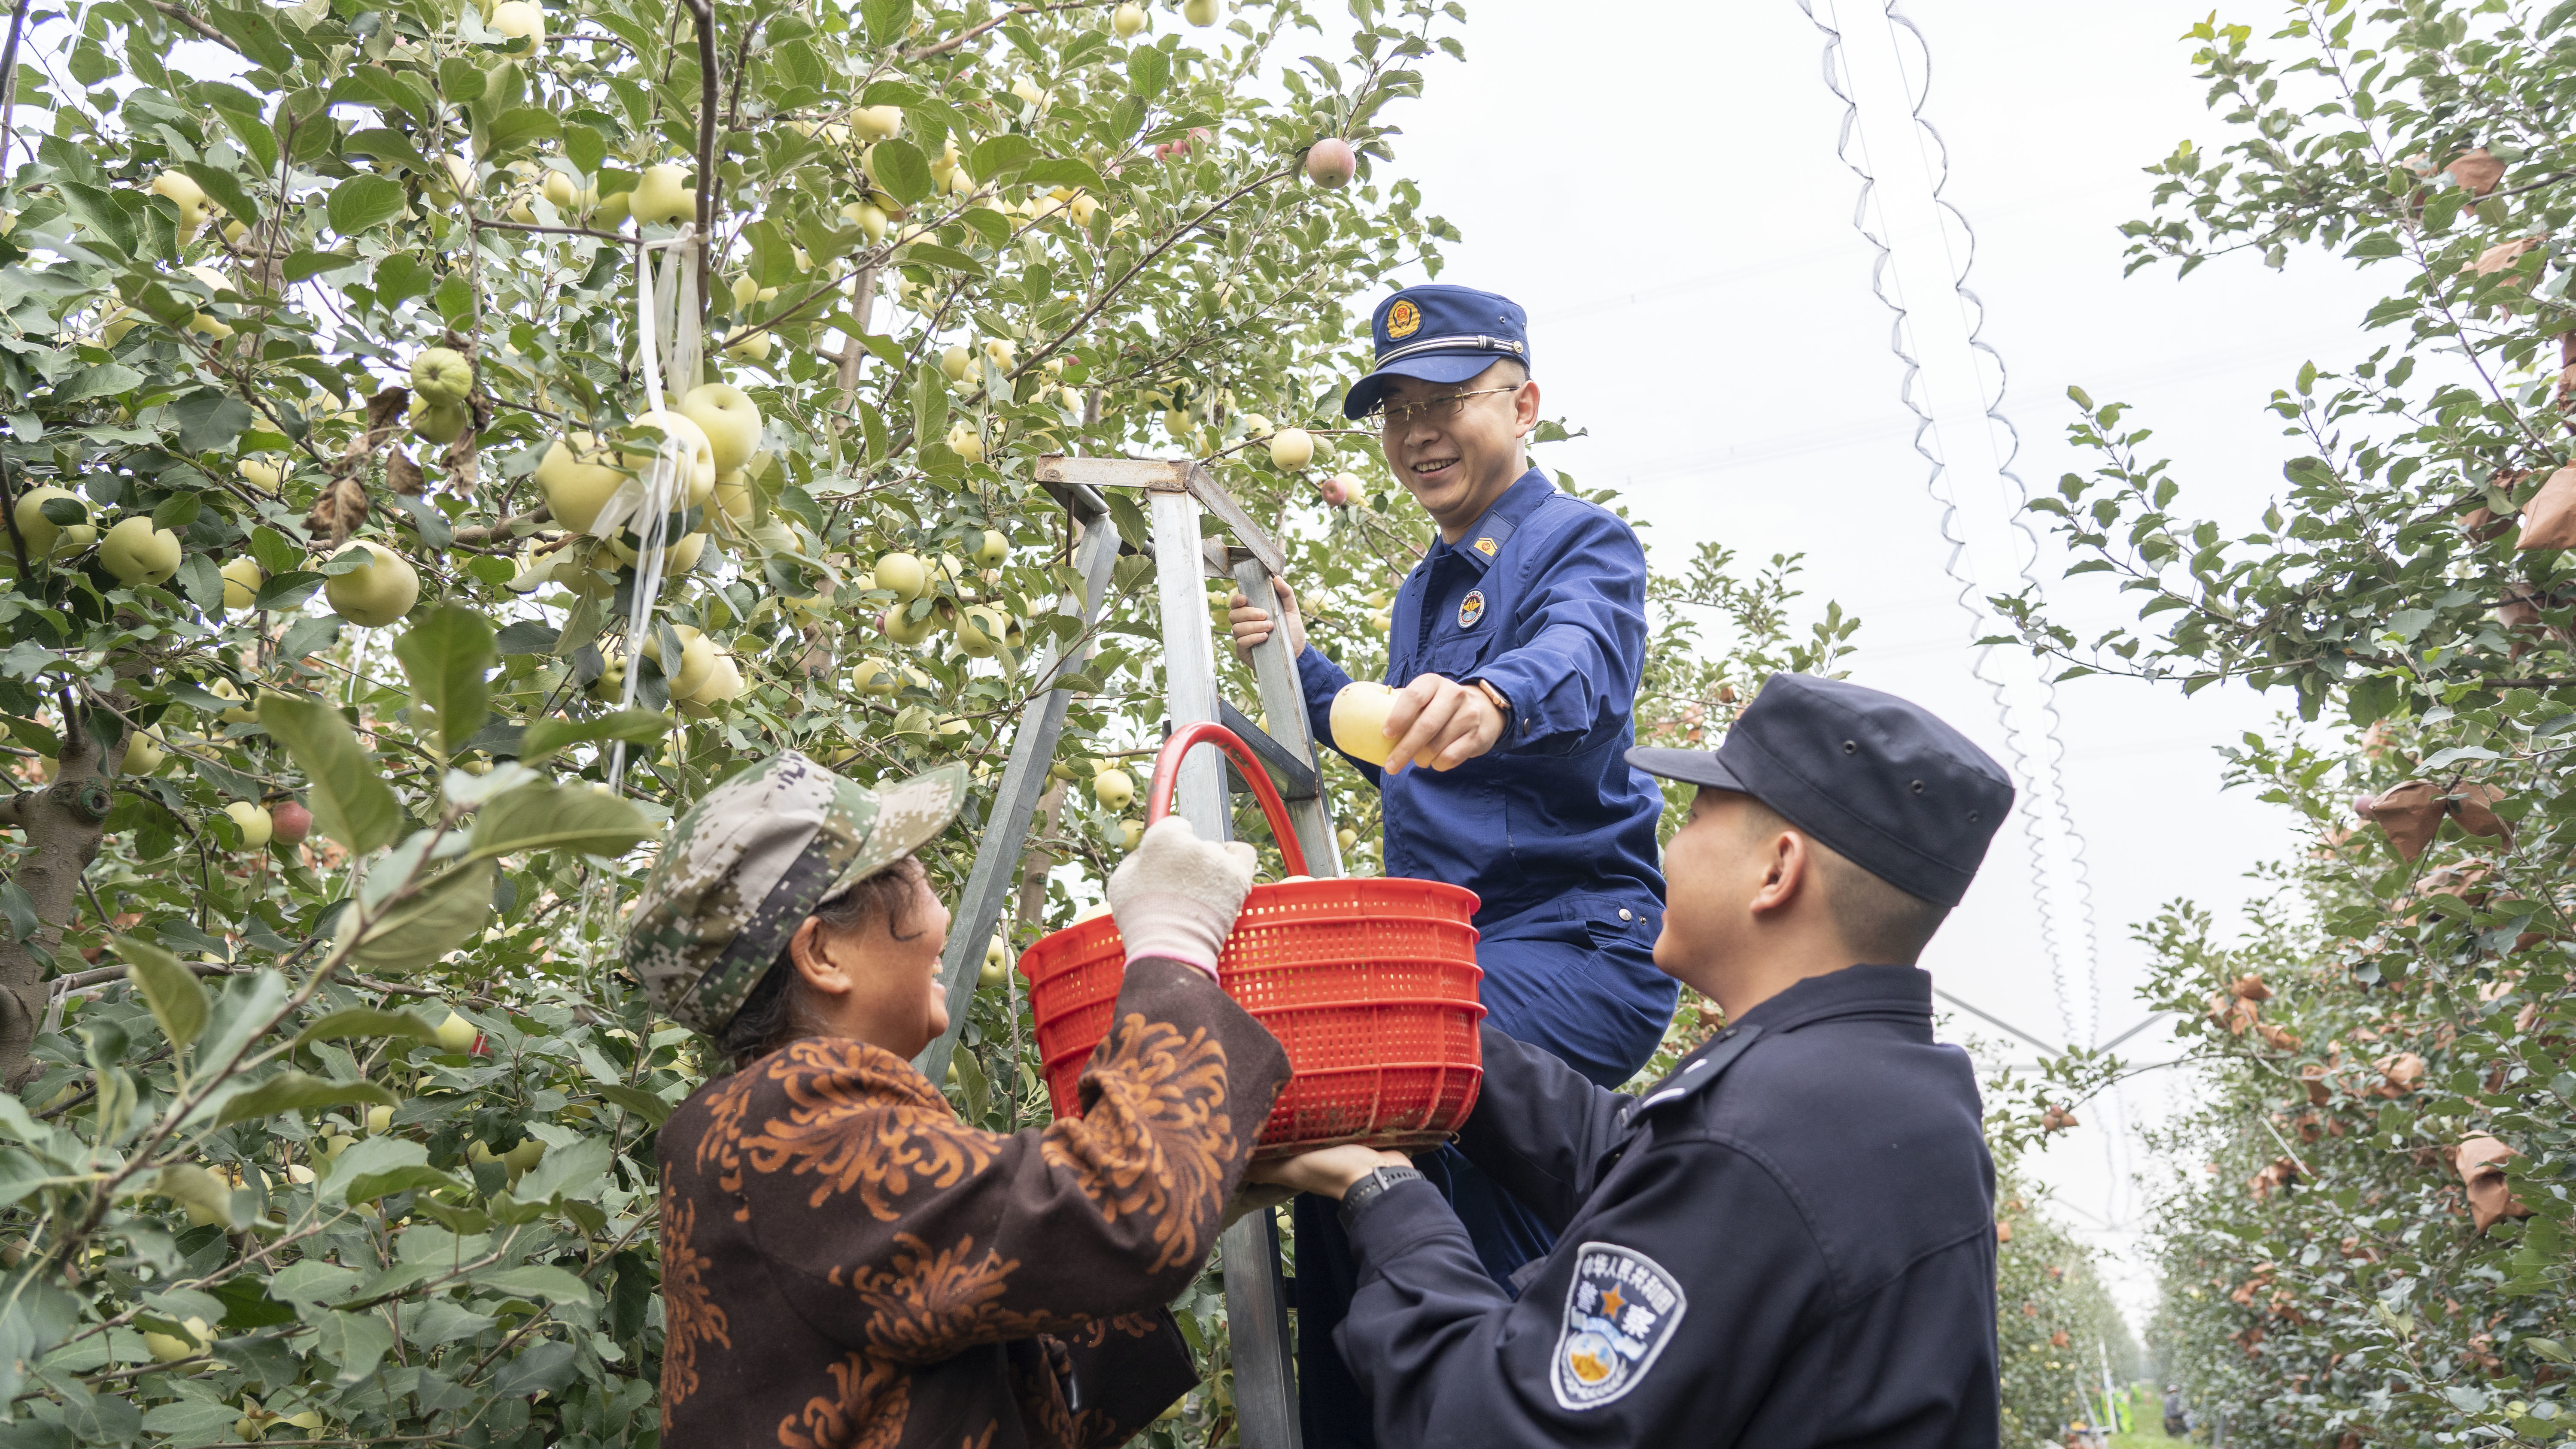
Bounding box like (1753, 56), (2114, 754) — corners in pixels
(1993, 4), (2576, 1444)
(0, 0), (1472, 1440)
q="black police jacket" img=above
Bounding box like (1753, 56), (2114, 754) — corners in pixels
(1335, 964), (1999, 1448)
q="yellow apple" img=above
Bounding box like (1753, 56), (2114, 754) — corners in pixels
(124, 731), (166, 776)
(487, 0), (544, 41)
(409, 395), (472, 445)
(940, 345), (973, 382)
(676, 652), (743, 715)
(1337, 825), (1359, 852)
(1094, 768), (1136, 810)
(323, 540), (420, 627)
(143, 1316), (214, 1364)
(947, 423), (985, 464)
(504, 1137), (546, 1172)
(632, 164), (696, 226)
(622, 410), (718, 507)
(955, 603), (1011, 657)
(432, 1011), (477, 1052)
(100, 516), (181, 585)
(12, 486), (85, 557)
(224, 800), (273, 848)
(971, 529), (1010, 567)
(410, 347), (473, 404)
(642, 624), (716, 698)
(1330, 681), (1401, 767)
(875, 551), (929, 599)
(149, 172), (210, 233)
(1268, 427), (1315, 470)
(535, 433), (624, 532)
(725, 330), (773, 363)
(543, 171), (576, 208)
(854, 104), (904, 140)
(881, 604), (939, 644)
(365, 1104), (394, 1134)
(1184, 0), (1220, 24)
(1120, 818), (1144, 850)
(853, 657), (898, 695)
(979, 934), (1009, 988)
(712, 469), (757, 524)
(240, 455), (287, 491)
(207, 678), (256, 723)
(677, 383), (762, 474)
(1113, 2), (1146, 34)
(180, 265), (234, 339)
(608, 529), (707, 572)
(220, 557), (265, 609)
(983, 337), (1017, 370)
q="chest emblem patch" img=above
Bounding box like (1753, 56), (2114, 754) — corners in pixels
(1385, 298), (1422, 340)
(1473, 535), (1500, 557)
(1552, 1243), (1687, 1412)
(1457, 589), (1486, 629)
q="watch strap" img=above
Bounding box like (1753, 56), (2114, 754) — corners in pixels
(1338, 1163), (1424, 1231)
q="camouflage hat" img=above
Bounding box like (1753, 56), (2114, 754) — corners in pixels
(625, 752), (967, 1036)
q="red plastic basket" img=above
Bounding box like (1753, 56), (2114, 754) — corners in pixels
(1018, 722), (1485, 1159)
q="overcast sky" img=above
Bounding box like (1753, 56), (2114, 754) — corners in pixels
(1377, 0), (2391, 1320)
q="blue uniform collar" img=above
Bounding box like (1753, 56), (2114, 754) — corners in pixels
(1425, 467), (1555, 574)
(1733, 964), (1936, 1037)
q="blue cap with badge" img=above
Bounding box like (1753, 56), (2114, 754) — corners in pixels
(1626, 674), (2014, 908)
(1342, 284), (1531, 420)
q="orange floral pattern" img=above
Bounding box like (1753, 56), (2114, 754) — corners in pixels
(776, 1351), (909, 1449)
(736, 1039), (999, 1219)
(836, 1233), (1051, 1364)
(659, 1189), (732, 1413)
(1040, 1014), (1235, 1273)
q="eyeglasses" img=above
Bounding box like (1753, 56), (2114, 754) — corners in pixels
(1370, 386), (1519, 430)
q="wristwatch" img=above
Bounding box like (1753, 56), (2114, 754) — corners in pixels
(1469, 677), (1513, 727)
(1338, 1163), (1425, 1231)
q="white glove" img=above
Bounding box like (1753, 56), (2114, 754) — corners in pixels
(1107, 816), (1258, 976)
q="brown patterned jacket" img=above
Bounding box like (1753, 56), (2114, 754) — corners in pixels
(656, 957), (1290, 1449)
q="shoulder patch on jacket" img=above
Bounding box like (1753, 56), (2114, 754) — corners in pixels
(1551, 1242), (1688, 1411)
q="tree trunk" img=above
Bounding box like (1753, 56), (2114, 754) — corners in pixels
(0, 712), (127, 1089)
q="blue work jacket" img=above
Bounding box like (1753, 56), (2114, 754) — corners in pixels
(1337, 965), (2001, 1449)
(1297, 468), (1666, 931)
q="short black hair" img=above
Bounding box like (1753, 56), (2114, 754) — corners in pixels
(1738, 798), (1950, 964)
(716, 857), (930, 1071)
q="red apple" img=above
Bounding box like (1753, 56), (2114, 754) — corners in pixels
(270, 799), (313, 844)
(1306, 138), (1357, 189)
(1318, 473), (1358, 507)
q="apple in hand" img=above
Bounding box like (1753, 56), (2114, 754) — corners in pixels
(1330, 681), (1400, 767)
(677, 382), (762, 474)
(1306, 138), (1358, 189)
(100, 516), (182, 585)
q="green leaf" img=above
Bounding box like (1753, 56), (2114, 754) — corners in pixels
(392, 606), (496, 758)
(1021, 158), (1106, 193)
(115, 935), (207, 1053)
(592, 1081), (673, 1126)
(319, 1135), (425, 1201)
(214, 1070), (399, 1128)
(177, 160), (258, 228)
(969, 133), (1038, 183)
(870, 137), (933, 206)
(326, 174), (407, 237)
(259, 694), (402, 853)
(467, 782), (652, 860)
(59, 180), (141, 257)
(518, 709), (672, 761)
(1128, 43), (1171, 99)
(470, 1263), (592, 1307)
(308, 1307), (396, 1383)
(292, 1007), (440, 1048)
(509, 1135), (610, 1203)
(479, 106), (561, 159)
(337, 859), (494, 974)
(901, 241), (986, 275)
(340, 1162), (467, 1202)
(437, 55), (488, 103)
(860, 0), (914, 46)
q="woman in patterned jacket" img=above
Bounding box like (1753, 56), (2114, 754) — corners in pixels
(627, 752), (1289, 1449)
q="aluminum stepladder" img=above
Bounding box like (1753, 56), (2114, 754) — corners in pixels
(914, 454), (1339, 1449)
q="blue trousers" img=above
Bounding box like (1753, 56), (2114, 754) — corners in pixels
(1291, 922), (1674, 1449)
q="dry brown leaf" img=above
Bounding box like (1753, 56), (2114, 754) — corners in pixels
(2366, 779), (2443, 860)
(2471, 235), (2543, 276)
(2447, 146), (2507, 196)
(359, 385), (409, 455)
(2300, 1062), (2331, 1106)
(306, 473), (370, 548)
(2454, 1135), (2531, 1231)
(2376, 1051), (2426, 1097)
(386, 448), (425, 497)
(2449, 781), (2511, 843)
(2232, 973), (2274, 1002)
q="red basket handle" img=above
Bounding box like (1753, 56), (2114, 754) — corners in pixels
(1145, 721), (1311, 877)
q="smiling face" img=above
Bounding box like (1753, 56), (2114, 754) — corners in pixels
(1375, 361), (1541, 543)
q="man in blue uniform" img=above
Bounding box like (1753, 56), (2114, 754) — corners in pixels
(1253, 674), (2012, 1448)
(1227, 284), (1676, 1448)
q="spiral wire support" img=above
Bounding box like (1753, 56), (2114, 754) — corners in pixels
(1795, 0), (2104, 1052)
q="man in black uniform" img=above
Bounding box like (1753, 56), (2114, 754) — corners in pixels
(1255, 673), (2013, 1447)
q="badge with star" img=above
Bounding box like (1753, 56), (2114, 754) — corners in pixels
(1551, 1242), (1688, 1411)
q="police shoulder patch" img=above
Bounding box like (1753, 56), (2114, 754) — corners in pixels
(1552, 1241), (1687, 1412)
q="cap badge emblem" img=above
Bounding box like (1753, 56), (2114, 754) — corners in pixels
(1458, 589), (1486, 629)
(1385, 298), (1422, 340)
(1473, 536), (1499, 557)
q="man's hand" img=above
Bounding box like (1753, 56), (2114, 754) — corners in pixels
(1382, 673), (1506, 773)
(1247, 1144), (1414, 1200)
(1228, 576), (1307, 663)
